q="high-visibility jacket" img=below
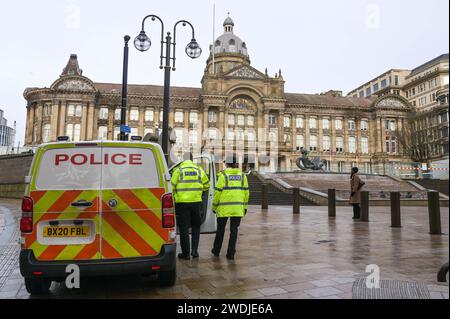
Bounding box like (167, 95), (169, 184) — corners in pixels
(212, 168), (249, 218)
(171, 160), (210, 203)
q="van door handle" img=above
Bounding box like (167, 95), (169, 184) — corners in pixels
(71, 200), (93, 208)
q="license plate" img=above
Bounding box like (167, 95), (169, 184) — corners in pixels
(43, 226), (90, 238)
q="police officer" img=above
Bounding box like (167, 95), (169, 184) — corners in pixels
(171, 154), (210, 260)
(211, 156), (249, 260)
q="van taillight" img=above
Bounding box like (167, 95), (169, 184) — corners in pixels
(20, 197), (33, 233)
(161, 193), (175, 228)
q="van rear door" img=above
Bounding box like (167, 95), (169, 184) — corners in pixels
(99, 143), (170, 259)
(28, 144), (101, 261)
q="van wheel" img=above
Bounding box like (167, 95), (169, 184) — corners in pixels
(24, 277), (52, 295)
(158, 269), (176, 286)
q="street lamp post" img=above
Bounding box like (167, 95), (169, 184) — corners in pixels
(120, 35), (131, 141)
(134, 15), (202, 161)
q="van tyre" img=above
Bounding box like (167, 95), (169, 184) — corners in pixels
(24, 277), (52, 295)
(158, 268), (176, 286)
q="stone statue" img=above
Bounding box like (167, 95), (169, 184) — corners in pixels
(296, 149), (327, 170)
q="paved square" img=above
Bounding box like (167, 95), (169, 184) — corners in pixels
(0, 199), (448, 299)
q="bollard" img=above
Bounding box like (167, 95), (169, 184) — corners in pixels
(427, 191), (441, 234)
(293, 187), (300, 214)
(261, 183), (268, 210)
(390, 192), (401, 227)
(328, 189), (336, 217)
(360, 191), (369, 222)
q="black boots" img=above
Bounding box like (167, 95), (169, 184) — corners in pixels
(191, 250), (199, 258)
(178, 253), (190, 260)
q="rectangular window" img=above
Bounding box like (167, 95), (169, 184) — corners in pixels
(174, 128), (183, 145)
(189, 111), (198, 124)
(98, 126), (108, 140)
(381, 79), (387, 88)
(336, 136), (343, 153)
(129, 108), (139, 121)
(385, 137), (390, 153)
(269, 114), (277, 125)
(247, 115), (254, 126)
(296, 116), (304, 128)
(390, 120), (396, 131)
(73, 124), (80, 142)
(283, 133), (291, 143)
(348, 119), (356, 131)
(43, 103), (52, 116)
(373, 83), (379, 93)
(361, 120), (368, 131)
(130, 127), (138, 137)
(67, 105), (75, 117)
(309, 135), (317, 152)
(228, 114), (235, 125)
(114, 109), (121, 121)
(322, 118), (329, 130)
(366, 87), (371, 96)
(247, 131), (255, 142)
(284, 116), (291, 128)
(361, 137), (369, 154)
(359, 91), (364, 98)
(99, 107), (109, 120)
(349, 136), (356, 153)
(322, 136), (330, 152)
(309, 117), (317, 129)
(394, 75), (399, 86)
(42, 124), (51, 143)
(75, 105), (82, 117)
(227, 130), (235, 141)
(145, 109), (154, 122)
(238, 115), (245, 126)
(66, 124), (73, 140)
(189, 130), (198, 145)
(208, 111), (217, 123)
(391, 137), (396, 154)
(114, 127), (120, 140)
(175, 111), (184, 123)
(296, 134), (304, 150)
(335, 119), (343, 130)
(338, 161), (345, 173)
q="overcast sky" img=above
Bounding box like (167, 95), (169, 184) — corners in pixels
(0, 0), (448, 145)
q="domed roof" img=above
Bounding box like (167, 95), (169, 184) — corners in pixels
(214, 15), (248, 57)
(223, 16), (234, 26)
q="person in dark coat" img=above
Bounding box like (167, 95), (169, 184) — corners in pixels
(349, 167), (363, 219)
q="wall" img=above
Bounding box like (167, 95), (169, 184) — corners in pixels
(0, 153), (34, 198)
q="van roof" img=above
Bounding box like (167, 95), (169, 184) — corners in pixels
(39, 140), (161, 148)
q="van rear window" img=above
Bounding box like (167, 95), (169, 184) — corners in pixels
(35, 147), (160, 190)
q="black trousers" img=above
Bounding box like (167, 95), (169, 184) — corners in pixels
(352, 203), (361, 218)
(213, 217), (241, 257)
(175, 202), (202, 255)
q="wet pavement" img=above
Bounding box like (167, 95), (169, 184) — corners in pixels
(0, 198), (448, 299)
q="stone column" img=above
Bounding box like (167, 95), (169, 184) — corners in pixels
(375, 117), (382, 153)
(304, 115), (310, 151)
(318, 116), (323, 154)
(58, 101), (66, 137)
(48, 101), (59, 142)
(80, 102), (88, 141)
(381, 117), (387, 153)
(138, 106), (145, 137)
(86, 103), (94, 140)
(25, 106), (34, 145)
(109, 106), (116, 140)
(35, 102), (43, 143)
(331, 117), (336, 171)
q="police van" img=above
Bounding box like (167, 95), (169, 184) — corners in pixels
(20, 139), (181, 294)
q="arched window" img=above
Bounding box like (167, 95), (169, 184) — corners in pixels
(229, 97), (255, 110)
(228, 39), (236, 52)
(214, 40), (221, 54)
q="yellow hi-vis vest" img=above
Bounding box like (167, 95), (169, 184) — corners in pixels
(171, 160), (210, 203)
(212, 168), (249, 218)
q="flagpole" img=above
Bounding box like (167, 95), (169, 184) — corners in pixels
(212, 3), (216, 74)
